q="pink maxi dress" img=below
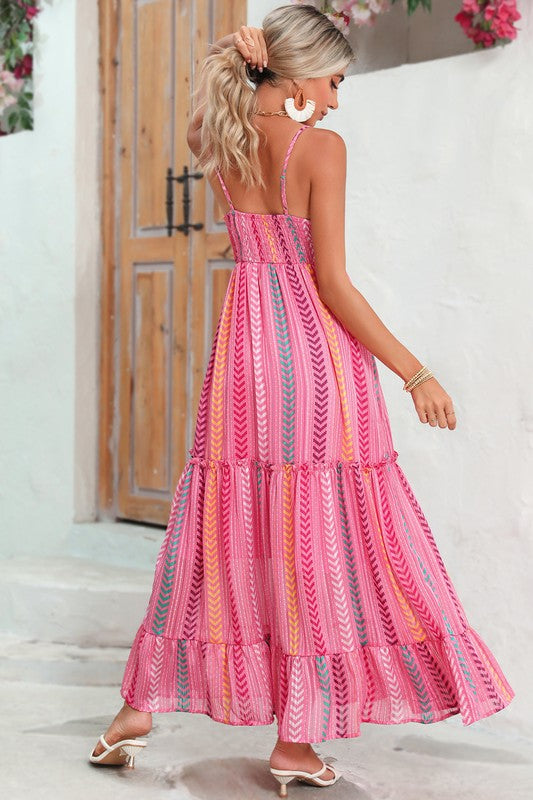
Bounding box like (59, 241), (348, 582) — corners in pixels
(120, 124), (515, 743)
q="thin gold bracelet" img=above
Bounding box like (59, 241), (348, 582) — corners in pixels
(405, 366), (430, 385)
(404, 366), (428, 389)
(404, 366), (433, 392)
(407, 373), (434, 392)
(406, 370), (432, 391)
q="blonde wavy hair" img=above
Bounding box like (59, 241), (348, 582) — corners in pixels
(192, 3), (356, 190)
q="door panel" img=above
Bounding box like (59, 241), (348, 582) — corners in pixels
(99, 0), (245, 524)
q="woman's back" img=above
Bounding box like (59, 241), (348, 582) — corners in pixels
(214, 123), (316, 267)
(212, 118), (315, 219)
(211, 119), (349, 305)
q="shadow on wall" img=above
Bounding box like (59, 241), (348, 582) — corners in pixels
(345, 0), (480, 76)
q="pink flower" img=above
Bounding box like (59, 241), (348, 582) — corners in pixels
(330, 0), (348, 11)
(329, 14), (351, 34)
(368, 0), (390, 13)
(493, 19), (517, 39)
(25, 6), (40, 21)
(13, 54), (32, 79)
(0, 70), (25, 94)
(494, 2), (509, 22)
(350, 6), (373, 25)
(455, 10), (474, 31)
(471, 28), (496, 46)
(462, 0), (480, 13)
(0, 85), (19, 114)
(454, 0), (520, 46)
(500, 2), (521, 23)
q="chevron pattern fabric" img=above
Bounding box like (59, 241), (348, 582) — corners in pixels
(120, 125), (514, 743)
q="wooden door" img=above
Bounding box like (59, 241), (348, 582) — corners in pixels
(98, 0), (246, 524)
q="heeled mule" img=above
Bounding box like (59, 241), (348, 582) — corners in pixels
(88, 733), (149, 768)
(270, 759), (342, 796)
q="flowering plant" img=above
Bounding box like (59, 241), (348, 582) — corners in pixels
(291, 0), (521, 47)
(455, 1), (521, 48)
(292, 1), (436, 34)
(0, 0), (41, 136)
(292, 0), (395, 34)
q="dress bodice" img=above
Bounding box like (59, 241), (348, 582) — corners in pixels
(216, 124), (315, 266)
(223, 208), (315, 265)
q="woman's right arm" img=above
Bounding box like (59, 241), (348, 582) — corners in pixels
(309, 130), (456, 430)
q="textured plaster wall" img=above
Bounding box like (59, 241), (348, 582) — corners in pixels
(0, 0), (100, 557)
(0, 0), (76, 557)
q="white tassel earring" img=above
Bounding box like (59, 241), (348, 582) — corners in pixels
(284, 85), (315, 122)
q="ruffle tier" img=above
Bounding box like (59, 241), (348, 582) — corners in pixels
(120, 622), (514, 743)
(120, 453), (515, 743)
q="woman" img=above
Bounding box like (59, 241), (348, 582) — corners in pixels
(90, 5), (514, 795)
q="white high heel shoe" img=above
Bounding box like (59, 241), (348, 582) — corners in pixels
(88, 733), (149, 769)
(270, 759), (342, 797)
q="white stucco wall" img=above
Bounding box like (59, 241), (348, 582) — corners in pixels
(344, 21), (533, 742)
(0, 0), (77, 557)
(0, 0), (100, 558)
(0, 0), (530, 735)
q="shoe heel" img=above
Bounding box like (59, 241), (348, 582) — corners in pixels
(271, 774), (295, 797)
(120, 744), (142, 769)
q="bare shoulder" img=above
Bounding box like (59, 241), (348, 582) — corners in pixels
(301, 127), (346, 168)
(305, 127), (346, 147)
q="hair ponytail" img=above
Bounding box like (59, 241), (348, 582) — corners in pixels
(192, 4), (356, 190)
(192, 44), (263, 188)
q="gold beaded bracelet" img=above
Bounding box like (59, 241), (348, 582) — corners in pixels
(404, 366), (427, 390)
(407, 372), (434, 391)
(404, 368), (433, 391)
(403, 365), (434, 392)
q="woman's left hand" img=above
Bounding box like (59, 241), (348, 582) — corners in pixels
(232, 26), (268, 72)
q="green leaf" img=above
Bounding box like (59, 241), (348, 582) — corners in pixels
(391, 0), (431, 13)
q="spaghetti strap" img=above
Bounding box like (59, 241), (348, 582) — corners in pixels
(217, 124), (309, 215)
(215, 168), (235, 211)
(280, 124), (310, 215)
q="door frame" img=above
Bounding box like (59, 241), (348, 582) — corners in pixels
(98, 0), (120, 517)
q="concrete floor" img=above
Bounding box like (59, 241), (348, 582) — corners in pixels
(2, 679), (532, 800)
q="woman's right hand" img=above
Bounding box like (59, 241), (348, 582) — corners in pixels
(410, 377), (457, 429)
(231, 26), (268, 72)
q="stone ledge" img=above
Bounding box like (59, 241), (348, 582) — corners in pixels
(0, 556), (152, 647)
(69, 520), (164, 570)
(0, 634), (128, 686)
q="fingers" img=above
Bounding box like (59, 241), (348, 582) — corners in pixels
(444, 407), (457, 430)
(423, 406), (456, 430)
(426, 410), (439, 428)
(431, 408), (447, 428)
(412, 389), (457, 430)
(256, 28), (268, 69)
(234, 26), (268, 71)
(415, 405), (430, 425)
